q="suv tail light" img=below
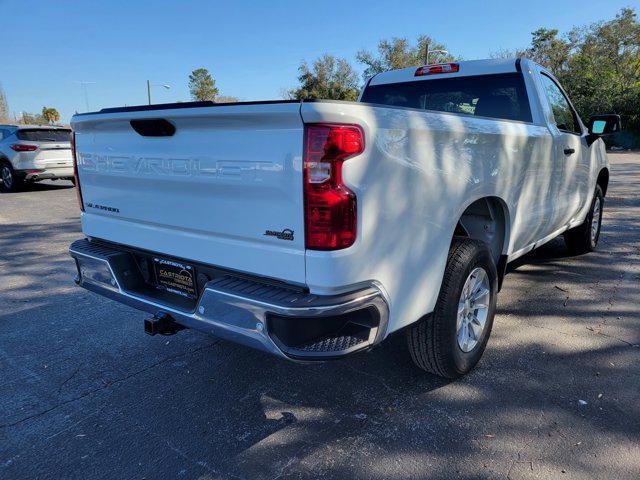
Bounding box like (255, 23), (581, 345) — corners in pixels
(415, 63), (459, 76)
(10, 144), (38, 152)
(303, 124), (363, 250)
(71, 132), (84, 212)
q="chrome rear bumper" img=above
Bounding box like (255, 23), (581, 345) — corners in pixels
(69, 238), (388, 360)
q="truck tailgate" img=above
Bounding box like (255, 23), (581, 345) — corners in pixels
(71, 102), (306, 285)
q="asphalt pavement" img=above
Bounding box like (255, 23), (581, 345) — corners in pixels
(1, 153), (639, 480)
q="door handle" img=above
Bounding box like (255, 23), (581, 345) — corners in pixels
(564, 148), (575, 155)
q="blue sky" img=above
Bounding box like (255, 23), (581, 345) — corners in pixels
(1, 0), (638, 122)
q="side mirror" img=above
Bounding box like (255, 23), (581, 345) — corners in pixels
(587, 114), (621, 146)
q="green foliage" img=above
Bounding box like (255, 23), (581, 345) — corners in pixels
(356, 35), (455, 80)
(283, 9), (638, 144)
(188, 68), (219, 101)
(522, 28), (572, 74)
(520, 8), (640, 142)
(287, 55), (360, 101)
(215, 96), (239, 103)
(566, 9), (639, 139)
(41, 107), (60, 125)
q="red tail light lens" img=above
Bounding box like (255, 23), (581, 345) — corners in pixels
(415, 63), (459, 76)
(304, 124), (363, 250)
(71, 132), (84, 212)
(10, 144), (38, 151)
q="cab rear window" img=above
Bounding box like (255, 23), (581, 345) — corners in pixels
(16, 129), (71, 142)
(361, 73), (532, 123)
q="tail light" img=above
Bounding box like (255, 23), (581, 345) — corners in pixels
(415, 63), (459, 76)
(10, 144), (38, 152)
(71, 132), (84, 212)
(303, 124), (363, 250)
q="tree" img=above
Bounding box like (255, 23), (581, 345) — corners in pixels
(215, 96), (239, 103)
(356, 35), (456, 80)
(41, 107), (60, 125)
(21, 112), (46, 125)
(492, 8), (639, 146)
(520, 28), (572, 74)
(287, 55), (360, 101)
(561, 8), (640, 141)
(489, 48), (521, 59)
(0, 84), (9, 123)
(188, 68), (218, 101)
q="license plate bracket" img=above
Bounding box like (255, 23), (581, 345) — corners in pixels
(152, 257), (198, 299)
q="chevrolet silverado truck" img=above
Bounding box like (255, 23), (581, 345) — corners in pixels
(68, 58), (620, 378)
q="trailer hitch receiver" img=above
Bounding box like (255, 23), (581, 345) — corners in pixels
(144, 313), (185, 336)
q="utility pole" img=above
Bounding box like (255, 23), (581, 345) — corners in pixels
(147, 80), (151, 105)
(75, 81), (96, 112)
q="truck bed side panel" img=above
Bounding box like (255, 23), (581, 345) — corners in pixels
(301, 101), (553, 334)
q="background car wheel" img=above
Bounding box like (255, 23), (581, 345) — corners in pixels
(564, 185), (603, 255)
(407, 237), (498, 378)
(0, 161), (24, 193)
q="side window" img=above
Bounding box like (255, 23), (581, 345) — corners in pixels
(540, 74), (580, 134)
(0, 129), (7, 139)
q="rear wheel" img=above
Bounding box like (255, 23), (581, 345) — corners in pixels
(407, 238), (498, 378)
(564, 185), (603, 254)
(0, 161), (23, 193)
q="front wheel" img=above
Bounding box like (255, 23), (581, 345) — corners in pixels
(407, 238), (498, 378)
(564, 185), (603, 254)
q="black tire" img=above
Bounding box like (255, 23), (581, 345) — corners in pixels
(0, 160), (24, 193)
(70, 177), (76, 186)
(563, 185), (603, 255)
(407, 238), (498, 378)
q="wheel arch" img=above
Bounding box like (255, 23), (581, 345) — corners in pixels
(453, 196), (511, 289)
(596, 168), (609, 197)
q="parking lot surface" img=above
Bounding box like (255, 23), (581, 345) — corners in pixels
(1, 153), (639, 480)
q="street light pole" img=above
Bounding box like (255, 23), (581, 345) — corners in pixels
(147, 81), (170, 105)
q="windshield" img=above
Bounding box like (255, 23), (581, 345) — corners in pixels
(16, 129), (71, 142)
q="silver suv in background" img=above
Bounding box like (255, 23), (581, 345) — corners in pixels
(0, 125), (73, 192)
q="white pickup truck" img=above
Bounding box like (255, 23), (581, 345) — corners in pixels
(69, 58), (620, 378)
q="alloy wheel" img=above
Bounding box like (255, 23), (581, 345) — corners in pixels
(456, 267), (491, 353)
(1, 165), (12, 189)
(591, 197), (601, 244)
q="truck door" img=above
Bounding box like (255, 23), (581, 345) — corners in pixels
(538, 72), (588, 229)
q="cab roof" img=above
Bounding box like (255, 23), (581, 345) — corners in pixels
(368, 58), (529, 86)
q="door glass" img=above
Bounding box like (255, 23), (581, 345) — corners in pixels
(540, 74), (580, 134)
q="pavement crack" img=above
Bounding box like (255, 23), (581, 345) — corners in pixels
(58, 364), (83, 392)
(0, 341), (220, 430)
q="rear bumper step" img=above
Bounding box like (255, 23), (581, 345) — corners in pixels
(69, 238), (388, 360)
